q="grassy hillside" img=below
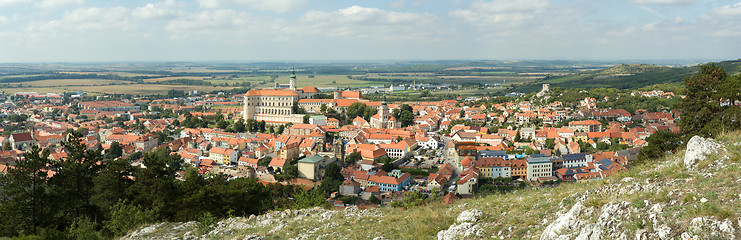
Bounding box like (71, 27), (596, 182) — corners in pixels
(123, 133), (741, 240)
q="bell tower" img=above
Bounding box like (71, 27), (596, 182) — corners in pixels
(289, 67), (296, 91)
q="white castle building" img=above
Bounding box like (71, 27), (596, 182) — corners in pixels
(242, 70), (321, 124)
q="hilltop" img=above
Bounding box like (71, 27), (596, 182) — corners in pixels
(600, 64), (668, 75)
(123, 133), (741, 240)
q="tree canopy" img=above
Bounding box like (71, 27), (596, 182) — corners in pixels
(678, 64), (741, 137)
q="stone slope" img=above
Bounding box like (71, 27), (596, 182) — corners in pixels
(123, 135), (741, 240)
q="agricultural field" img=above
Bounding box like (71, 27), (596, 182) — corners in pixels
(239, 74), (377, 89)
(57, 71), (162, 77)
(19, 79), (123, 87)
(295, 75), (376, 88)
(68, 84), (235, 95)
(1, 87), (68, 94)
(143, 76), (208, 83)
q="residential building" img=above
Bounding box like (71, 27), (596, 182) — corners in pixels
(526, 154), (553, 181)
(209, 147), (238, 165)
(297, 155), (337, 180)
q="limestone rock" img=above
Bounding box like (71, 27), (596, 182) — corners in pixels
(683, 136), (724, 169)
(541, 202), (585, 240)
(437, 222), (483, 240)
(437, 209), (484, 240)
(456, 209), (483, 223)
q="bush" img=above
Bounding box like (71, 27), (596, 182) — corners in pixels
(197, 212), (218, 236)
(103, 201), (156, 237)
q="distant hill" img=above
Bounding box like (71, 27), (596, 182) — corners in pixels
(512, 59), (741, 93)
(600, 64), (667, 75)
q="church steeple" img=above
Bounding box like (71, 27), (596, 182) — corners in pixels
(289, 67), (296, 91)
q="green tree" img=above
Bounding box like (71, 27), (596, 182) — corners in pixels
(0, 146), (52, 236)
(399, 111), (414, 127)
(49, 132), (104, 229)
(217, 119), (229, 129)
(678, 64), (741, 137)
(105, 142), (123, 159)
(347, 102), (368, 120)
(127, 147), (182, 220)
(323, 163), (342, 181)
(91, 158), (135, 212)
(345, 151), (362, 166)
(282, 164), (298, 179)
(258, 157), (272, 167)
(233, 119), (245, 132)
(637, 131), (681, 164)
(545, 139), (555, 149)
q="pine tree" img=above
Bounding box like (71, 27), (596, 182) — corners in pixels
(678, 64), (741, 137)
(0, 146), (52, 235)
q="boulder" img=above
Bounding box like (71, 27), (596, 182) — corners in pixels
(457, 209), (483, 223)
(683, 136), (724, 169)
(437, 209), (484, 240)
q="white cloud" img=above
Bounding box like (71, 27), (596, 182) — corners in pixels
(630, 0), (695, 5)
(299, 6), (439, 40)
(450, 0), (550, 26)
(0, 0), (32, 7)
(132, 0), (185, 20)
(711, 3), (741, 16)
(34, 0), (83, 8)
(303, 6), (433, 25)
(196, 0), (306, 13)
(165, 9), (257, 33)
(29, 7), (131, 32)
(0, 16), (7, 24)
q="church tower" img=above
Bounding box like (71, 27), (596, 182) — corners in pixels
(379, 95), (390, 127)
(289, 68), (296, 91)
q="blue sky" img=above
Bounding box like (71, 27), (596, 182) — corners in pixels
(0, 0), (739, 62)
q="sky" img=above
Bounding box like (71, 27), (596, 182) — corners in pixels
(0, 0), (740, 62)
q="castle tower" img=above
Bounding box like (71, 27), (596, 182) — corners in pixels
(243, 95), (255, 120)
(289, 68), (296, 91)
(333, 90), (342, 100)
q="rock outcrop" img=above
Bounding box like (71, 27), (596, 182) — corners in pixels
(683, 135), (725, 169)
(438, 209), (484, 240)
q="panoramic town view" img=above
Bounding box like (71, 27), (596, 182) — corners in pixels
(1, 0), (741, 239)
